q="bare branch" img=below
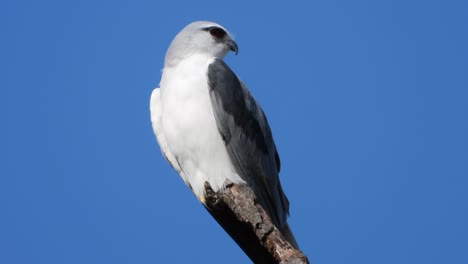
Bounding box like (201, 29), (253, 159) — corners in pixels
(204, 181), (310, 264)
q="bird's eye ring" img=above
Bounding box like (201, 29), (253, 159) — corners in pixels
(209, 27), (226, 39)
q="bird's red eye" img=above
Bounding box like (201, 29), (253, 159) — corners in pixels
(209, 27), (226, 39)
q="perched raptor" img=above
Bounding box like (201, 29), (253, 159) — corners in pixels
(150, 21), (298, 248)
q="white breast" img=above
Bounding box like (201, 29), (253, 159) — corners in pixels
(159, 55), (244, 201)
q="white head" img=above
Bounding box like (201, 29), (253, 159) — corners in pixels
(164, 21), (238, 67)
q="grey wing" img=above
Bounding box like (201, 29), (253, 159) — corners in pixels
(207, 59), (289, 228)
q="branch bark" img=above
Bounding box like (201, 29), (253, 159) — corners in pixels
(204, 181), (310, 264)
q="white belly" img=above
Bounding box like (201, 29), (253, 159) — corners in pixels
(159, 55), (244, 200)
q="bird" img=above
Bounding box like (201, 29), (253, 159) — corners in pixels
(150, 21), (298, 249)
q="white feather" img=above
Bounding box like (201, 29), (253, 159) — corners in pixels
(155, 54), (244, 201)
(150, 88), (186, 179)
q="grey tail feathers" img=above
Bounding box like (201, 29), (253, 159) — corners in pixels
(281, 224), (299, 249)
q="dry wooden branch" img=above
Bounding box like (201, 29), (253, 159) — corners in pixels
(204, 181), (310, 264)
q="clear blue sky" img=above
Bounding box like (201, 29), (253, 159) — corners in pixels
(2, 0), (467, 263)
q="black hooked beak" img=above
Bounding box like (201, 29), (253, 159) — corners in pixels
(226, 39), (238, 55)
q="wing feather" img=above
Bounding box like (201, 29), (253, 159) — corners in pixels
(150, 88), (185, 178)
(207, 59), (289, 228)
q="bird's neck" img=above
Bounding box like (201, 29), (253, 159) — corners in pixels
(164, 53), (223, 69)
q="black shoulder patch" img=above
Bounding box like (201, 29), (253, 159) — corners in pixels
(207, 59), (268, 153)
